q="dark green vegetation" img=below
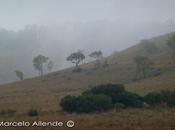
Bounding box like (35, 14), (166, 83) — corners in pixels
(84, 84), (143, 107)
(0, 109), (16, 117)
(60, 84), (141, 113)
(27, 109), (39, 117)
(60, 94), (112, 113)
(61, 84), (175, 113)
(144, 90), (175, 106)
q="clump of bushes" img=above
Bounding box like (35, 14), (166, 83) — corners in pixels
(60, 84), (143, 113)
(27, 109), (39, 117)
(144, 90), (175, 107)
(60, 84), (175, 113)
(60, 94), (112, 113)
(0, 109), (16, 117)
(84, 84), (143, 108)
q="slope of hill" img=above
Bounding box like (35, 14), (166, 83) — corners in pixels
(0, 32), (175, 130)
(0, 31), (175, 112)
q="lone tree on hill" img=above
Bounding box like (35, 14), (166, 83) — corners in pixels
(47, 60), (53, 73)
(89, 50), (103, 68)
(167, 35), (175, 68)
(67, 50), (85, 71)
(15, 70), (24, 80)
(134, 56), (152, 79)
(33, 55), (49, 76)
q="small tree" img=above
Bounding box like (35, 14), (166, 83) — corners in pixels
(67, 50), (85, 71)
(33, 55), (49, 76)
(134, 56), (152, 79)
(15, 70), (24, 80)
(47, 60), (53, 73)
(167, 35), (175, 68)
(89, 50), (103, 69)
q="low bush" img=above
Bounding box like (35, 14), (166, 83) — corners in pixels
(27, 109), (39, 117)
(0, 109), (16, 117)
(144, 92), (163, 105)
(60, 96), (77, 113)
(83, 84), (125, 103)
(0, 110), (7, 116)
(60, 84), (144, 113)
(7, 109), (16, 116)
(115, 92), (143, 108)
(144, 90), (175, 107)
(60, 94), (112, 113)
(84, 84), (143, 107)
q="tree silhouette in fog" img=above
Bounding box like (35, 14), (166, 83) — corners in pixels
(33, 55), (49, 76)
(67, 50), (85, 72)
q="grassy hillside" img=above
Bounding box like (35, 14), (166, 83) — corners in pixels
(0, 32), (175, 130)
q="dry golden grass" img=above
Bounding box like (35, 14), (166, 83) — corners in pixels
(1, 108), (175, 130)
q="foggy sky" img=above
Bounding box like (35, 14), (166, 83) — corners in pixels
(0, 0), (175, 30)
(0, 0), (175, 84)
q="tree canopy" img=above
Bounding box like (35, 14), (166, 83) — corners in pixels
(67, 50), (85, 70)
(33, 55), (49, 75)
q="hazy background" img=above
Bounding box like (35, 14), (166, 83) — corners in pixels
(0, 0), (175, 83)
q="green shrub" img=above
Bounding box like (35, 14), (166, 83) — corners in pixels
(60, 84), (144, 113)
(0, 110), (7, 116)
(144, 90), (175, 107)
(84, 84), (143, 107)
(115, 92), (143, 108)
(60, 94), (112, 113)
(7, 109), (16, 117)
(27, 109), (39, 117)
(160, 90), (175, 106)
(84, 84), (125, 103)
(60, 95), (77, 113)
(144, 92), (163, 105)
(0, 109), (16, 117)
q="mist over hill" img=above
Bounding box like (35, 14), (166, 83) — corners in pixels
(0, 20), (175, 84)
